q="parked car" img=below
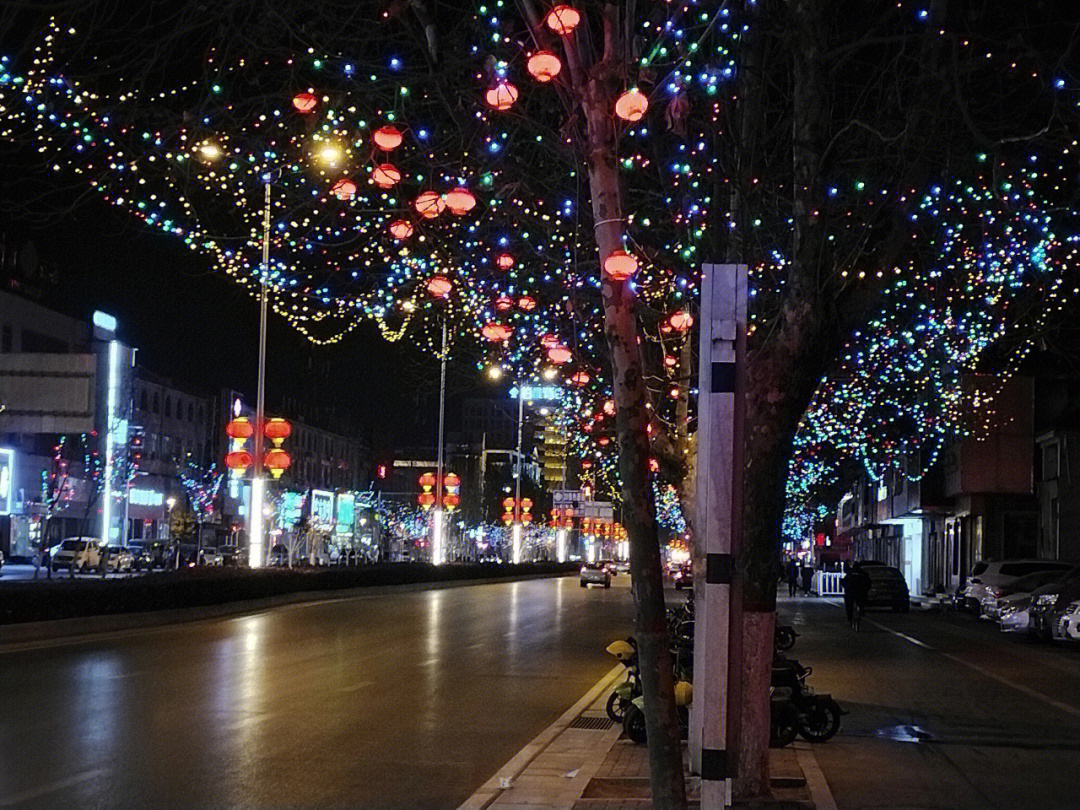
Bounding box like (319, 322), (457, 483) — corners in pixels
(107, 546), (135, 573)
(960, 559), (1074, 612)
(672, 563), (693, 590)
(200, 547), (224, 566)
(998, 591), (1036, 634)
(580, 562), (611, 588)
(862, 563), (910, 612)
(979, 570), (1063, 620)
(219, 546), (245, 567)
(268, 544), (289, 567)
(1029, 565), (1080, 640)
(51, 538), (103, 572)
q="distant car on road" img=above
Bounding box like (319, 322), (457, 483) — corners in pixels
(861, 563), (910, 612)
(961, 559), (1074, 612)
(672, 563), (693, 590)
(580, 562), (611, 588)
(51, 538), (103, 572)
(107, 546), (135, 573)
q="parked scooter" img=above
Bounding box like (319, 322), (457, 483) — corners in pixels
(605, 638), (640, 723)
(774, 624), (799, 653)
(772, 656), (845, 742)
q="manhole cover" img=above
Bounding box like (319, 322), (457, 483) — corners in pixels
(569, 716), (615, 730)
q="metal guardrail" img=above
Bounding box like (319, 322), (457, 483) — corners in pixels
(813, 571), (844, 597)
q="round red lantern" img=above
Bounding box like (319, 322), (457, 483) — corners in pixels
(415, 190), (446, 218)
(225, 450), (253, 471)
(614, 88), (649, 122)
(540, 333), (560, 349)
(527, 51), (562, 83)
(496, 253), (515, 270)
(482, 322), (513, 342)
(570, 370), (591, 386)
(603, 249), (638, 281)
(225, 418), (254, 440)
(373, 125), (403, 151)
(548, 345), (572, 364)
(442, 492), (460, 509)
(546, 5), (581, 35)
(418, 491), (436, 509)
(263, 417), (292, 442)
(485, 81), (519, 111)
(292, 92), (318, 113)
(427, 275), (453, 298)
(518, 295), (537, 311)
(521, 498), (533, 511)
(330, 178), (357, 200)
(419, 472), (437, 489)
(669, 310), (694, 331)
(495, 295), (514, 312)
(264, 448), (292, 479)
(521, 511), (534, 524)
(444, 187), (477, 215)
(372, 163), (401, 189)
(501, 511), (515, 524)
(502, 497), (517, 511)
(389, 219), (414, 240)
(444, 472), (461, 488)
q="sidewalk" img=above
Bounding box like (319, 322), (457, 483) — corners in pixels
(459, 667), (830, 810)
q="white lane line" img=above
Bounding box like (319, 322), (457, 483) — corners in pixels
(821, 598), (1080, 718)
(794, 743), (838, 810)
(456, 663), (624, 810)
(0, 768), (105, 807)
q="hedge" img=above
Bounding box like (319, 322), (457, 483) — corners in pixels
(0, 562), (579, 625)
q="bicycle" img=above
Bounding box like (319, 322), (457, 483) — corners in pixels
(850, 600), (863, 632)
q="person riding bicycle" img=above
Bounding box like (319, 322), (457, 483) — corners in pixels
(842, 562), (871, 626)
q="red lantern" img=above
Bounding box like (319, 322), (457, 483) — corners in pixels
(502, 497), (517, 511)
(415, 190), (446, 218)
(444, 187), (477, 216)
(548, 345), (572, 364)
(373, 125), (403, 151)
(518, 295), (537, 311)
(427, 275), (453, 298)
(263, 418), (292, 442)
(225, 418), (254, 440)
(603, 249), (638, 281)
(501, 511), (514, 524)
(442, 492), (460, 509)
(389, 219), (414, 240)
(264, 448), (292, 479)
(614, 88), (649, 122)
(372, 163), (401, 189)
(485, 81), (519, 111)
(546, 5), (581, 35)
(496, 253), (515, 271)
(292, 92), (318, 113)
(330, 178), (357, 200)
(444, 472), (461, 488)
(418, 491), (436, 509)
(225, 450), (253, 471)
(669, 310), (694, 331)
(527, 51), (562, 83)
(482, 322), (513, 342)
(521, 511), (534, 524)
(419, 472), (437, 489)
(540, 333), (560, 349)
(495, 295), (514, 312)
(570, 370), (591, 386)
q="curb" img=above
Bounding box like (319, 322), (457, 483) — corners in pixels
(0, 570), (572, 652)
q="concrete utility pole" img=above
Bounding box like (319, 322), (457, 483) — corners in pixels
(689, 264), (747, 808)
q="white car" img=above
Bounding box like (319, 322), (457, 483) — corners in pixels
(998, 592), (1034, 633)
(1057, 601), (1080, 641)
(51, 537), (103, 572)
(580, 562), (611, 588)
(200, 547), (224, 566)
(106, 546), (135, 573)
(961, 560), (1074, 611)
(979, 570), (1063, 620)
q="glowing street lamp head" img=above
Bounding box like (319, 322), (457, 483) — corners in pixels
(487, 365), (504, 381)
(314, 141), (345, 168)
(198, 140), (223, 162)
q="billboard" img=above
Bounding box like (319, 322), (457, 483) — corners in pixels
(336, 492), (355, 534)
(0, 448), (13, 516)
(311, 489), (334, 527)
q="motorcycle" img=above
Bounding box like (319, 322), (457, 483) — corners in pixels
(772, 656), (844, 742)
(605, 638), (640, 723)
(774, 624), (799, 653)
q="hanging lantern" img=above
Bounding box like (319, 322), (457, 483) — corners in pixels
(442, 492), (460, 510)
(570, 370), (591, 386)
(264, 448), (292, 479)
(444, 187), (477, 215)
(415, 190), (446, 218)
(496, 253), (515, 271)
(292, 92), (318, 113)
(419, 472), (437, 489)
(225, 450), (253, 471)
(603, 249), (639, 281)
(614, 88), (649, 122)
(669, 310), (694, 331)
(548, 345), (572, 364)
(330, 178), (357, 200)
(389, 219), (414, 240)
(495, 294), (514, 312)
(501, 511), (515, 525)
(546, 5), (581, 35)
(373, 125), (403, 151)
(482, 322), (513, 342)
(444, 472), (461, 488)
(521, 511), (534, 524)
(263, 418), (292, 443)
(418, 491), (437, 509)
(502, 497), (517, 511)
(527, 51), (562, 83)
(372, 163), (401, 188)
(518, 295), (537, 311)
(427, 275), (453, 298)
(225, 418), (254, 440)
(485, 81), (519, 111)
(540, 334), (560, 349)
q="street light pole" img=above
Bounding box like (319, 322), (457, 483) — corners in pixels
(248, 178), (271, 568)
(432, 315), (448, 565)
(513, 389), (524, 564)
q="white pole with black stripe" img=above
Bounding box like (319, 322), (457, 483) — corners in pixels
(689, 263), (747, 808)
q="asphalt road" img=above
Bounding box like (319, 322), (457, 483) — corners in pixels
(0, 574), (636, 809)
(780, 596), (1080, 810)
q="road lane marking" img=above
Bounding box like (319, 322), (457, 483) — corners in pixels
(457, 663), (624, 810)
(0, 768), (104, 807)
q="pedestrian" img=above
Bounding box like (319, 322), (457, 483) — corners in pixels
(98, 544), (110, 579)
(842, 562), (872, 628)
(786, 559), (799, 598)
(801, 563), (813, 596)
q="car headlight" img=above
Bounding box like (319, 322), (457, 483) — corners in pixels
(1037, 593), (1058, 607)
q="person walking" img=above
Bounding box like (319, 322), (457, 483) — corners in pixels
(786, 559), (799, 598)
(842, 562), (872, 630)
(801, 563), (813, 596)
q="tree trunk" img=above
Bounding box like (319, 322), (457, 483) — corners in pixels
(582, 74), (687, 810)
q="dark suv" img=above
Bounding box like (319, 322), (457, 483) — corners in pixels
(862, 563), (911, 612)
(1029, 565), (1080, 640)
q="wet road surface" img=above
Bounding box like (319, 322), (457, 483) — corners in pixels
(780, 596), (1080, 810)
(0, 575), (636, 809)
